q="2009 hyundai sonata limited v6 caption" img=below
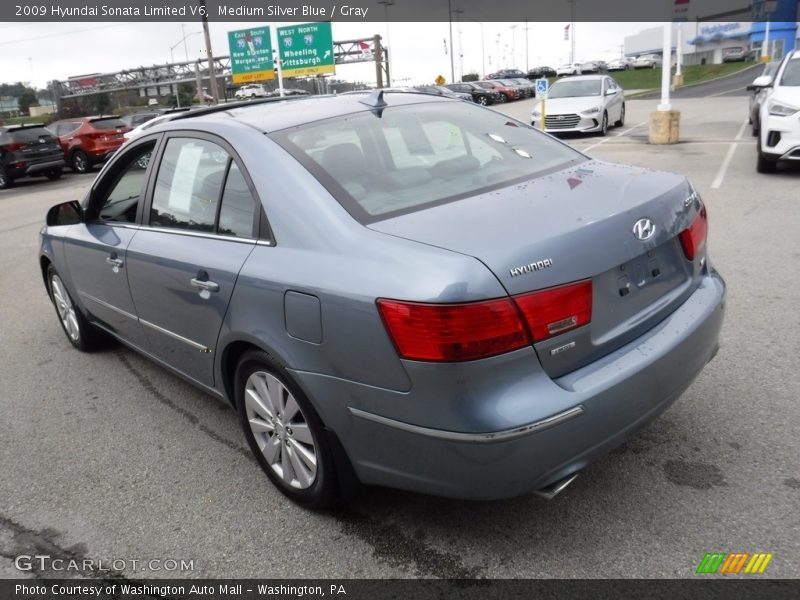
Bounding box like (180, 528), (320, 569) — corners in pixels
(39, 92), (726, 507)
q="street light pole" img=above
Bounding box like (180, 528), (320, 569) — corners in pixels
(378, 1), (394, 86)
(199, 0), (219, 103)
(447, 0), (455, 83)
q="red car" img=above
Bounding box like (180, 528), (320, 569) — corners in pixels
(48, 116), (131, 173)
(475, 80), (521, 102)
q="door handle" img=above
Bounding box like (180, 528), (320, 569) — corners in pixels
(190, 278), (220, 293)
(106, 257), (124, 268)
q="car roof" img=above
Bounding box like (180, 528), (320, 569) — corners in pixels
(1, 123), (50, 131)
(166, 91), (456, 134)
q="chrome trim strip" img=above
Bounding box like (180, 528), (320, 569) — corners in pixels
(348, 405), (585, 443)
(139, 318), (210, 353)
(87, 222), (273, 245)
(79, 292), (138, 322)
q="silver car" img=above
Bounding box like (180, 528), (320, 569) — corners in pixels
(531, 75), (625, 135)
(40, 92), (725, 507)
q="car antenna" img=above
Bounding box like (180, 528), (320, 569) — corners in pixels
(358, 89), (387, 116)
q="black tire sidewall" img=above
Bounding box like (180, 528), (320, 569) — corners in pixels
(234, 350), (337, 508)
(72, 150), (89, 173)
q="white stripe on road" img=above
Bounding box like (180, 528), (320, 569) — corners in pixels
(710, 118), (749, 189)
(707, 86), (747, 98)
(582, 121), (647, 153)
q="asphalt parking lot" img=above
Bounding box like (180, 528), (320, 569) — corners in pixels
(0, 95), (798, 580)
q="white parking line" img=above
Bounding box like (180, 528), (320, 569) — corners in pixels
(710, 118), (749, 189)
(582, 121), (647, 153)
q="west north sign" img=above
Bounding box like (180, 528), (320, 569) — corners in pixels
(277, 22), (335, 78)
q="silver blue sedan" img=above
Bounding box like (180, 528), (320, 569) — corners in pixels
(39, 92), (725, 507)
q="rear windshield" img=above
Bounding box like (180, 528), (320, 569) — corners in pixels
(549, 80), (602, 98)
(7, 127), (55, 142)
(90, 117), (128, 129)
(272, 101), (583, 223)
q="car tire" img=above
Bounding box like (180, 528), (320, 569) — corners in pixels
(615, 105), (625, 127)
(599, 111), (609, 136)
(45, 169), (62, 181)
(751, 116), (759, 137)
(71, 150), (91, 174)
(0, 166), (11, 190)
(756, 138), (777, 174)
(478, 96), (488, 106)
(46, 265), (103, 351)
(235, 350), (338, 509)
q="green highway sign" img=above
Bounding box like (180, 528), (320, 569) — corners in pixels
(277, 22), (335, 78)
(228, 26), (274, 84)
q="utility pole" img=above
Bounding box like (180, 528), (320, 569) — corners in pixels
(447, 0), (455, 83)
(525, 19), (530, 72)
(374, 34), (384, 88)
(199, 0), (218, 103)
(569, 0), (576, 64)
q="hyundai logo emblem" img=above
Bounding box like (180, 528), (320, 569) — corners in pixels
(632, 218), (656, 241)
(555, 115), (565, 120)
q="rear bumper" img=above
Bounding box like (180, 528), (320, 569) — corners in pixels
(6, 158), (65, 178)
(295, 269), (726, 500)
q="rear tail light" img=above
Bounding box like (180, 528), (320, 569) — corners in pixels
(513, 280), (593, 341)
(376, 298), (528, 362)
(5, 143), (26, 151)
(679, 207), (708, 260)
(377, 279), (593, 362)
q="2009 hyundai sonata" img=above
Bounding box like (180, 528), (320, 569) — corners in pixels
(39, 92), (725, 507)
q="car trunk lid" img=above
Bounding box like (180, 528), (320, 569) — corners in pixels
(368, 160), (706, 377)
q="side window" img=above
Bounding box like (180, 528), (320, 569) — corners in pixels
(218, 162), (257, 238)
(150, 138), (230, 232)
(93, 143), (155, 223)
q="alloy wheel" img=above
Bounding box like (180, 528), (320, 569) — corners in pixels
(50, 274), (80, 343)
(244, 371), (317, 489)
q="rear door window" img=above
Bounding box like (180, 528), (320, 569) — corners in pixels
(150, 138), (230, 232)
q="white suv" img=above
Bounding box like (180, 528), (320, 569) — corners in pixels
(235, 84), (267, 99)
(757, 50), (800, 173)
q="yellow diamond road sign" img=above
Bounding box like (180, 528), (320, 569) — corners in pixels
(435, 75), (446, 85)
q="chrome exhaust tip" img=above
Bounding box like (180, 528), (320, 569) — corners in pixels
(534, 472), (579, 500)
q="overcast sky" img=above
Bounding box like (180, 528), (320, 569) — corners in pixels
(1, 21), (653, 89)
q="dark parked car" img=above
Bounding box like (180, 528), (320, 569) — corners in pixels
(49, 116), (131, 173)
(476, 80), (520, 102)
(40, 91), (725, 507)
(444, 82), (502, 105)
(528, 66), (557, 79)
(0, 124), (65, 189)
(486, 68), (527, 80)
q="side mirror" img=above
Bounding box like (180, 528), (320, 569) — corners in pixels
(605, 88), (618, 95)
(46, 200), (83, 226)
(747, 75), (773, 91)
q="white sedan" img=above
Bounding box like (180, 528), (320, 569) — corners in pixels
(756, 50), (800, 173)
(531, 75), (625, 136)
(556, 63), (582, 76)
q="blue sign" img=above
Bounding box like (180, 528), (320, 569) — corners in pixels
(535, 78), (549, 98)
